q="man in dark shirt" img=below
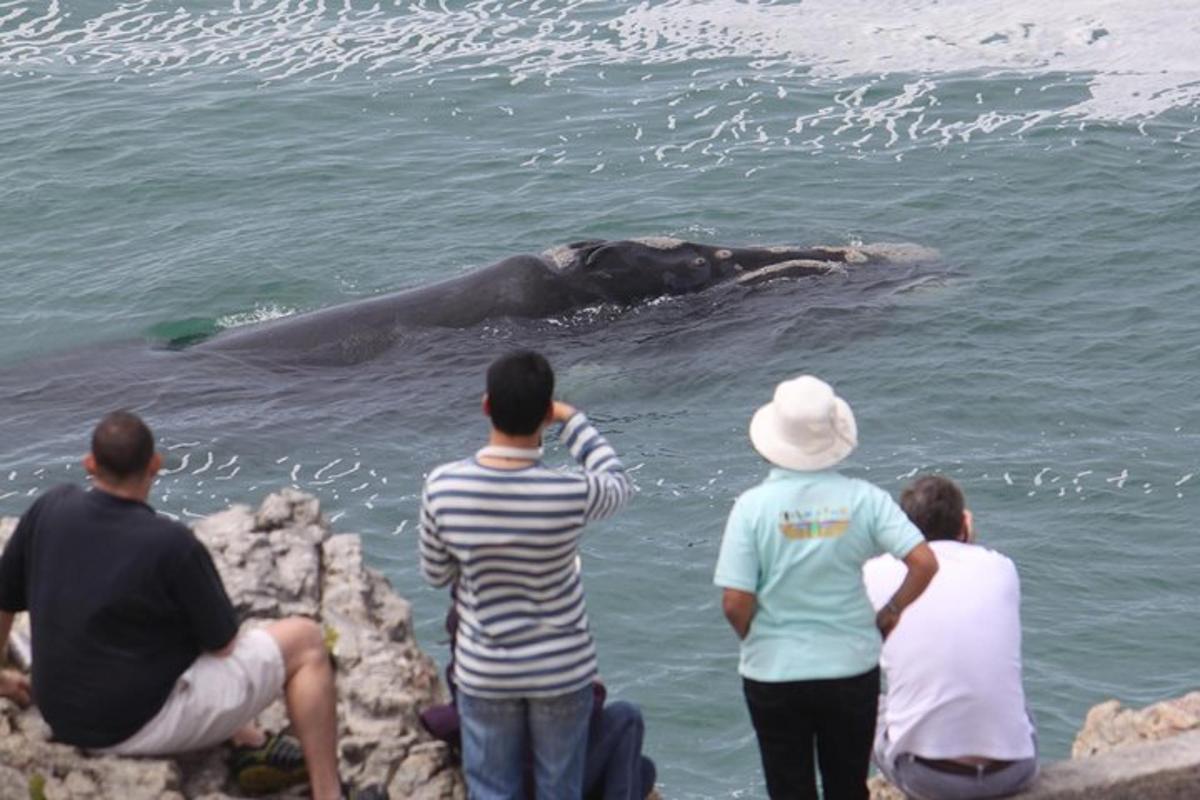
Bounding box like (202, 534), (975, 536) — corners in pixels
(0, 411), (382, 800)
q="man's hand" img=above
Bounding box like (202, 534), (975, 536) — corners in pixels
(0, 669), (31, 707)
(876, 604), (901, 640)
(551, 401), (578, 424)
(876, 542), (939, 641)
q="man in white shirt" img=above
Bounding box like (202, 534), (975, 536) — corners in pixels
(862, 475), (1038, 799)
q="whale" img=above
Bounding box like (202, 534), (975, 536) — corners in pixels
(199, 238), (938, 364)
(0, 236), (939, 482)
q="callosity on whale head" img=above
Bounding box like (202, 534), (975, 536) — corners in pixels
(551, 238), (741, 302)
(547, 237), (940, 300)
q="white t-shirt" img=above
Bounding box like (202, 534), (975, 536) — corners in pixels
(863, 540), (1035, 763)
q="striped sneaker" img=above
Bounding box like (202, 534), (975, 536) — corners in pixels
(229, 731), (309, 795)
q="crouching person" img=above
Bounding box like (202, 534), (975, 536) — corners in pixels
(0, 410), (384, 800)
(863, 475), (1038, 799)
(582, 685), (657, 800)
(420, 679), (656, 800)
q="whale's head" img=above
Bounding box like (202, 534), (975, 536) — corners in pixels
(555, 238), (737, 301)
(550, 238), (937, 303)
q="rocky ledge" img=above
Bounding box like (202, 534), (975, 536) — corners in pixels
(4, 490), (1198, 800)
(0, 489), (465, 800)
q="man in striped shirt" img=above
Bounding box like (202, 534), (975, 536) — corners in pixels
(419, 350), (633, 800)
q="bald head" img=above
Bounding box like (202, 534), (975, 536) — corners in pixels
(90, 410), (156, 483)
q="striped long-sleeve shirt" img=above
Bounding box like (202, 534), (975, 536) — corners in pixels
(418, 412), (632, 699)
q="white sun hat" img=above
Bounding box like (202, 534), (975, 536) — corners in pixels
(748, 375), (858, 471)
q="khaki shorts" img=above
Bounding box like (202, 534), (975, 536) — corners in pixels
(100, 628), (286, 756)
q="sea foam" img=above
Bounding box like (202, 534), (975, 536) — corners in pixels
(0, 0), (1196, 123)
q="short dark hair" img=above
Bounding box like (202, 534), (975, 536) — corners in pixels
(91, 410), (156, 481)
(899, 475), (965, 542)
(486, 351), (554, 436)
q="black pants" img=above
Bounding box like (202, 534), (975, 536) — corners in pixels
(743, 667), (880, 800)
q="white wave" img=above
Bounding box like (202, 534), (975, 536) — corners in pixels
(612, 0), (1200, 121)
(0, 0), (1196, 123)
(216, 302), (297, 330)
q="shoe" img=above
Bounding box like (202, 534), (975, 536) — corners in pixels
(343, 782), (389, 800)
(229, 731), (309, 795)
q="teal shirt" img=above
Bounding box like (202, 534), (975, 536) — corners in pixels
(714, 468), (923, 682)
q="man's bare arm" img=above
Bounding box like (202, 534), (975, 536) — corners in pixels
(876, 542), (938, 639)
(722, 588), (757, 640)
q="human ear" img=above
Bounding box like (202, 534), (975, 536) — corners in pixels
(961, 509), (975, 543)
(481, 393), (490, 417)
(82, 453), (98, 477)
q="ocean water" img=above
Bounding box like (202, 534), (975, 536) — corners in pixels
(1, 1), (1198, 796)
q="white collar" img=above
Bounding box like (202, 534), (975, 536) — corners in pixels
(477, 445), (544, 460)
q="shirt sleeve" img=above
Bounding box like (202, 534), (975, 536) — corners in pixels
(167, 533), (239, 653)
(419, 479), (458, 588)
(0, 499), (40, 613)
(867, 484), (924, 559)
(713, 495), (759, 593)
(559, 412), (633, 524)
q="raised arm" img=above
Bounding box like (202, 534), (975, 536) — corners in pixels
(554, 402), (633, 523)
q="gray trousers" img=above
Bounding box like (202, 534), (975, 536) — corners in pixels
(873, 705), (1039, 800)
(877, 752), (1038, 800)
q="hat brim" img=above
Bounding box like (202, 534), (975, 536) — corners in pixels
(749, 399), (856, 472)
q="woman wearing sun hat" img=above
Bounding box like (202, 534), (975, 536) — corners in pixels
(714, 375), (938, 800)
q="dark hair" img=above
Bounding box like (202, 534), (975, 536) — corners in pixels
(91, 410), (156, 481)
(899, 475), (965, 542)
(486, 351), (554, 435)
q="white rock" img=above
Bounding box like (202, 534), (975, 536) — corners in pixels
(0, 490), (462, 798)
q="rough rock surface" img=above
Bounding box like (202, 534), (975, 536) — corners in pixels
(0, 489), (465, 800)
(1071, 691), (1200, 759)
(867, 775), (905, 800)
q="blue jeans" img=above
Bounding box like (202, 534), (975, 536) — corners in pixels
(584, 700), (656, 800)
(458, 685), (593, 800)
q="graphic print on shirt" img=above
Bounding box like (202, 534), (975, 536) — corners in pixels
(778, 507), (851, 540)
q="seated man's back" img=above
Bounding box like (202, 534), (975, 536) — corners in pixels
(1, 410), (390, 800)
(864, 540), (1031, 759)
(863, 475), (1037, 799)
(2, 482), (236, 748)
